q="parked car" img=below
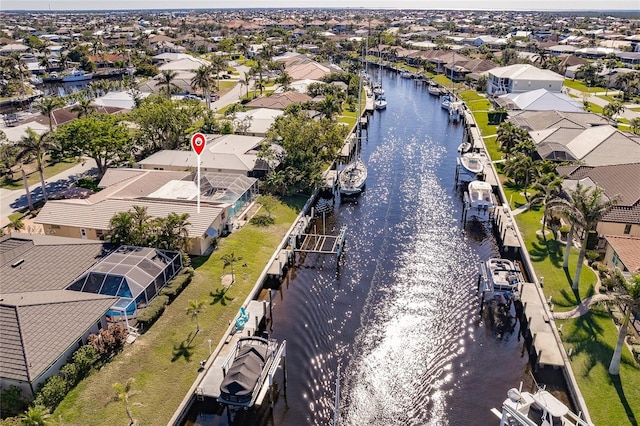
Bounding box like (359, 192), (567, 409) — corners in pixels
(184, 94), (202, 101)
(210, 93), (219, 101)
(221, 73), (231, 79)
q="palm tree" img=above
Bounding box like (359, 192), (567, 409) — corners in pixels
(15, 129), (58, 202)
(35, 97), (64, 131)
(549, 183), (619, 289)
(630, 117), (640, 135)
(502, 153), (538, 201)
(608, 273), (640, 375)
(221, 251), (242, 283)
(109, 211), (134, 246)
(496, 122), (526, 155)
(112, 378), (137, 426)
(317, 94), (342, 120)
(70, 97), (97, 118)
(21, 167), (34, 212)
(186, 298), (206, 333)
(6, 216), (25, 232)
(20, 405), (52, 426)
(277, 71), (293, 91)
(529, 173), (563, 235)
(210, 55), (227, 91)
(191, 65), (214, 109)
(157, 70), (179, 99)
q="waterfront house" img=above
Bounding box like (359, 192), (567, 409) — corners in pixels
(495, 88), (583, 112)
(0, 234), (115, 397)
(602, 235), (640, 277)
(485, 64), (565, 95)
(530, 125), (640, 166)
(34, 169), (246, 255)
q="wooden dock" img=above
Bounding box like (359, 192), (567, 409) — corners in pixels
(295, 226), (347, 258)
(493, 205), (521, 254)
(266, 249), (293, 279)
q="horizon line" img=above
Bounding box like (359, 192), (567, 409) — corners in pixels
(2, 7), (640, 12)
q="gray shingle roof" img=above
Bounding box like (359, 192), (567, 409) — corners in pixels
(0, 291), (116, 382)
(0, 236), (109, 294)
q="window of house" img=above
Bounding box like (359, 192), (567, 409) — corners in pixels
(624, 224), (631, 234)
(80, 228), (87, 239)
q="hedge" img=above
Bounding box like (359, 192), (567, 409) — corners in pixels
(159, 267), (194, 303)
(136, 295), (169, 331)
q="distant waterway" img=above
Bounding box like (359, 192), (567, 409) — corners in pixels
(184, 67), (532, 426)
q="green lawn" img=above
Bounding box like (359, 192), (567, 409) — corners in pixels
(53, 196), (306, 425)
(563, 79), (607, 93)
(513, 205), (640, 425)
(1, 158), (81, 190)
(558, 312), (640, 426)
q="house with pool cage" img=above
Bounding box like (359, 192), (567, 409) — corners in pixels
(0, 234), (180, 397)
(35, 168), (259, 255)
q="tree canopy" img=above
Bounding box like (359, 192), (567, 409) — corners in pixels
(55, 114), (133, 178)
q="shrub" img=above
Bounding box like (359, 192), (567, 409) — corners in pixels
(34, 375), (68, 410)
(602, 277), (617, 291)
(0, 385), (27, 418)
(72, 344), (98, 378)
(595, 262), (609, 277)
(586, 250), (600, 265)
(88, 324), (127, 359)
(160, 268), (193, 303)
(250, 214), (275, 227)
(136, 295), (169, 331)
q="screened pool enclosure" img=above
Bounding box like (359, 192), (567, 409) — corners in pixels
(67, 246), (182, 317)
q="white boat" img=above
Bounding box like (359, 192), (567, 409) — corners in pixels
(479, 258), (523, 296)
(218, 336), (278, 408)
(441, 94), (451, 111)
(457, 141), (472, 154)
(448, 101), (463, 122)
(427, 82), (442, 96)
(464, 180), (497, 222)
(399, 69), (412, 79)
(456, 152), (485, 183)
(374, 98), (387, 110)
(62, 69), (93, 82)
(339, 157), (367, 196)
(493, 387), (592, 426)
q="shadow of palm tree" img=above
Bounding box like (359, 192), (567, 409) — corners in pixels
(210, 288), (233, 306)
(172, 333), (195, 362)
(611, 375), (639, 425)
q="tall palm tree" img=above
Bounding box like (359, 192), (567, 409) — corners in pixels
(277, 71), (293, 91)
(15, 129), (58, 202)
(158, 70), (179, 99)
(112, 378), (137, 426)
(210, 55), (227, 91)
(21, 167), (34, 212)
(496, 122), (526, 155)
(191, 65), (214, 109)
(549, 183), (619, 289)
(529, 173), (564, 235)
(221, 251), (242, 283)
(20, 405), (52, 426)
(502, 153), (538, 201)
(608, 273), (640, 375)
(35, 97), (64, 131)
(186, 298), (206, 333)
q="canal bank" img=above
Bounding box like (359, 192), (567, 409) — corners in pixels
(459, 93), (593, 425)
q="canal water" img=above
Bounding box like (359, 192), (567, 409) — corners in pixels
(186, 68), (532, 426)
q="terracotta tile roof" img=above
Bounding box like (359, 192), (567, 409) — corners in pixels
(604, 235), (640, 272)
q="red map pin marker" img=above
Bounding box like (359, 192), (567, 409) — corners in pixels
(191, 133), (206, 155)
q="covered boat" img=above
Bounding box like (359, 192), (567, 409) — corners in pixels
(218, 336), (276, 407)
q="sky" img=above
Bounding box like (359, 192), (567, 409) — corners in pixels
(2, 0), (639, 11)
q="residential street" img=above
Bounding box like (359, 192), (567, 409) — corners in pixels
(1, 64), (253, 230)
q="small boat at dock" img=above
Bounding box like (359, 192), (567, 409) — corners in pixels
(62, 69), (93, 82)
(464, 180), (497, 222)
(427, 82), (442, 96)
(456, 152), (485, 183)
(493, 386), (592, 426)
(479, 258), (523, 296)
(218, 336), (279, 408)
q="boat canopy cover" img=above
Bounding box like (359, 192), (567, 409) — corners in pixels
(220, 342), (268, 398)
